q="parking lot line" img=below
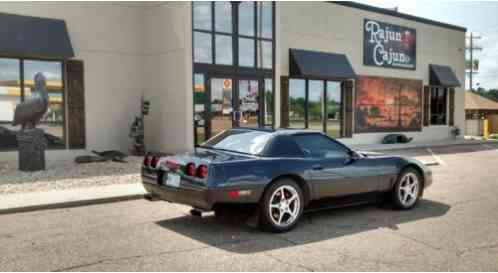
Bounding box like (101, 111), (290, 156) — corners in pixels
(426, 148), (446, 166)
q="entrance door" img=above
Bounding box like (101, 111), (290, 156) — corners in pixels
(202, 76), (264, 141)
(238, 79), (260, 128)
(209, 78), (235, 138)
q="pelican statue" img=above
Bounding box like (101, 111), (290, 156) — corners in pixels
(12, 73), (49, 130)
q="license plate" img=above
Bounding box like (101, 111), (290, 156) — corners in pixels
(164, 173), (180, 187)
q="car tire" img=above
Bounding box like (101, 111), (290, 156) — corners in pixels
(260, 179), (304, 233)
(392, 167), (423, 210)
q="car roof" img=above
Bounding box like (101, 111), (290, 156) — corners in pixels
(228, 127), (324, 136)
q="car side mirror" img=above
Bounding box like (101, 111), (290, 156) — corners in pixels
(344, 150), (360, 164)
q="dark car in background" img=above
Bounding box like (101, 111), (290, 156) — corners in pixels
(142, 128), (432, 232)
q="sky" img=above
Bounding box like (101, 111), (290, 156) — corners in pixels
(355, 0), (498, 90)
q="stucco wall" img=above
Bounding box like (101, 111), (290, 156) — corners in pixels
(143, 2), (193, 154)
(0, 2), (145, 161)
(277, 2), (466, 145)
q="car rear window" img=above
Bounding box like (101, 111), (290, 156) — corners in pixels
(201, 130), (272, 155)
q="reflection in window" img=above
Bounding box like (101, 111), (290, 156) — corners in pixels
(308, 80), (324, 131)
(239, 37), (255, 67)
(194, 31), (212, 64)
(326, 81), (342, 138)
(215, 2), (232, 33)
(24, 60), (65, 148)
(193, 2), (212, 31)
(0, 58), (21, 149)
(194, 74), (206, 144)
(257, 1), (273, 39)
(239, 2), (255, 36)
(257, 40), (272, 69)
(215, 35), (233, 65)
(289, 79), (306, 128)
(264, 78), (273, 126)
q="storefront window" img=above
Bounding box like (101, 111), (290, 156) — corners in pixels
(215, 35), (232, 65)
(238, 2), (255, 36)
(194, 32), (212, 64)
(194, 73), (206, 144)
(289, 79), (306, 128)
(239, 37), (255, 67)
(193, 2), (212, 31)
(257, 40), (272, 69)
(308, 80), (324, 131)
(430, 87), (447, 125)
(264, 78), (273, 126)
(0, 58), (21, 150)
(192, 2), (275, 142)
(0, 58), (65, 150)
(288, 78), (344, 138)
(214, 2), (232, 33)
(326, 81), (342, 138)
(257, 2), (273, 39)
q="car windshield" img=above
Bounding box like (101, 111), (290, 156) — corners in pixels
(200, 130), (272, 155)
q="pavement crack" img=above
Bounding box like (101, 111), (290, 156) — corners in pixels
(264, 252), (315, 272)
(457, 242), (498, 256)
(51, 238), (256, 272)
(387, 231), (444, 252)
(52, 246), (210, 271)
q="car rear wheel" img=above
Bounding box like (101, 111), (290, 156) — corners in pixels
(260, 179), (304, 233)
(392, 167), (422, 210)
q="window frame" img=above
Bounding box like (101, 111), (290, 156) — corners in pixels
(430, 86), (448, 126)
(192, 1), (276, 145)
(288, 77), (344, 138)
(0, 55), (67, 151)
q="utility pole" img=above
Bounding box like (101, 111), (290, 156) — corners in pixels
(466, 32), (482, 91)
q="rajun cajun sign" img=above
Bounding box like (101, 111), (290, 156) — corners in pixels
(363, 19), (416, 70)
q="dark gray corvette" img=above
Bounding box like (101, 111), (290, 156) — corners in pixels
(142, 128), (432, 232)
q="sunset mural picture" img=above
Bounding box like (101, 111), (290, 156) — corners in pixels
(356, 76), (422, 133)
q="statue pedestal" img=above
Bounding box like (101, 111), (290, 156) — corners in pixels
(17, 129), (47, 172)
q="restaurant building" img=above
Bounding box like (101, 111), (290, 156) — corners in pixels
(0, 2), (466, 160)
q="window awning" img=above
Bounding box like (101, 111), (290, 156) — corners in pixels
(289, 49), (356, 80)
(0, 12), (74, 59)
(429, 64), (461, 87)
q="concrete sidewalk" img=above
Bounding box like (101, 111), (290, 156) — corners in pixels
(0, 183), (147, 215)
(349, 138), (497, 152)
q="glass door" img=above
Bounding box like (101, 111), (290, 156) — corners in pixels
(209, 77), (235, 138)
(238, 79), (260, 128)
(201, 76), (265, 141)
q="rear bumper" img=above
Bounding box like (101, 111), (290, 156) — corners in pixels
(142, 173), (214, 210)
(142, 170), (262, 210)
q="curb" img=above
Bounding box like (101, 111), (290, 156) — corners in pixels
(0, 184), (148, 216)
(0, 194), (146, 215)
(352, 139), (498, 152)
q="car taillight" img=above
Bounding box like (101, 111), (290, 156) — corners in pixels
(186, 162), (196, 176)
(165, 159), (180, 170)
(151, 156), (159, 168)
(143, 154), (151, 167)
(197, 165), (208, 179)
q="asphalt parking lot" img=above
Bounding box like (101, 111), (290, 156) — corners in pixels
(1, 143), (498, 271)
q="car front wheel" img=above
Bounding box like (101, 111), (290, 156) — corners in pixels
(260, 179), (304, 233)
(393, 167), (422, 210)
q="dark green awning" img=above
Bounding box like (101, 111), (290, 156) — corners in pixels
(289, 49), (356, 80)
(429, 64), (461, 87)
(0, 12), (74, 59)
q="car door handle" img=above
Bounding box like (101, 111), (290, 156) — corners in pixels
(312, 165), (323, 170)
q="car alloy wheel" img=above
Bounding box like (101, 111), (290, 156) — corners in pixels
(397, 172), (420, 208)
(268, 185), (301, 228)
